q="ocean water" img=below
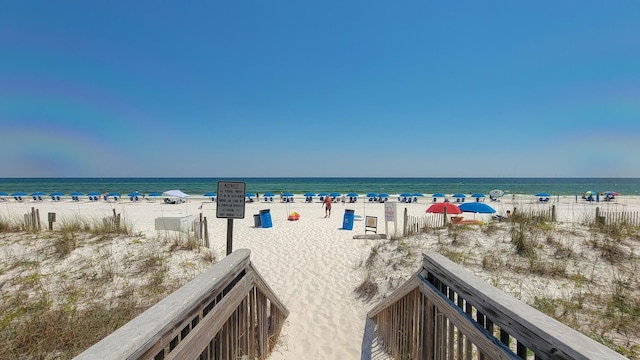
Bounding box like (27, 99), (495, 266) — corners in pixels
(0, 178), (638, 196)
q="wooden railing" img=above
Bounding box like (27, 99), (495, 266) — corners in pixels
(367, 252), (627, 360)
(75, 249), (288, 360)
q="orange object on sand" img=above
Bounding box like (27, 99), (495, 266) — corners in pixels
(288, 212), (300, 221)
(451, 216), (482, 225)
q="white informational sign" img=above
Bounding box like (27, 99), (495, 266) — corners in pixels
(384, 201), (397, 222)
(216, 181), (246, 219)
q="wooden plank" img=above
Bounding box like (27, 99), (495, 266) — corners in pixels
(249, 288), (256, 358)
(250, 263), (290, 317)
(136, 256), (251, 359)
(367, 275), (422, 318)
(417, 278), (519, 360)
(422, 252), (629, 360)
(425, 296), (436, 359)
(164, 273), (255, 359)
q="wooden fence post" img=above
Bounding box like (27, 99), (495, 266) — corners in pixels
(404, 208), (408, 238)
(35, 208), (41, 230)
(203, 217), (209, 248)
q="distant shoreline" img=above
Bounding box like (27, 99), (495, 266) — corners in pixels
(1, 177), (638, 196)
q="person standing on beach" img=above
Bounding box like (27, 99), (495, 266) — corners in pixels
(323, 195), (332, 218)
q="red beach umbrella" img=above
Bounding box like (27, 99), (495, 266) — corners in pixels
(426, 202), (462, 214)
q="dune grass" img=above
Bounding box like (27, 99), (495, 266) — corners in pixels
(0, 213), (218, 359)
(355, 207), (640, 359)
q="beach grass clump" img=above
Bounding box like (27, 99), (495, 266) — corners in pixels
(58, 216), (93, 233)
(53, 232), (77, 258)
(603, 275), (640, 331)
(508, 209), (557, 261)
(354, 273), (379, 302)
(161, 231), (201, 252)
(92, 216), (132, 235)
(445, 223), (471, 246)
(526, 257), (567, 278)
(546, 235), (575, 259)
(510, 221), (538, 258)
(364, 243), (383, 270)
(0, 215), (22, 233)
(201, 249), (218, 263)
(481, 221), (501, 236)
(586, 224), (635, 264)
(481, 250), (505, 271)
(57, 214), (132, 241)
(440, 249), (467, 265)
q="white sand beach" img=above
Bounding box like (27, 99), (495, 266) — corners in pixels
(1, 194), (639, 359)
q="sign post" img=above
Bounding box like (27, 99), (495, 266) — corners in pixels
(216, 181), (246, 255)
(384, 202), (397, 239)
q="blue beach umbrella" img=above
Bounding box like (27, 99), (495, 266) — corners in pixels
(203, 192), (217, 197)
(432, 193), (445, 198)
(318, 192), (329, 198)
(31, 191), (46, 196)
(378, 193), (389, 198)
(11, 192), (27, 197)
(399, 192), (412, 197)
(0, 192), (8, 196)
(68, 192), (83, 196)
(458, 202), (496, 214)
(246, 193), (255, 197)
(412, 193), (424, 197)
(148, 192), (162, 197)
(127, 192), (143, 197)
(366, 192), (378, 197)
(87, 191), (101, 196)
(264, 192), (275, 197)
(452, 193), (466, 198)
(330, 192), (341, 197)
(346, 192), (359, 197)
(471, 193), (485, 198)
(304, 192), (316, 197)
(535, 193), (551, 197)
(282, 192), (294, 197)
(107, 192), (121, 197)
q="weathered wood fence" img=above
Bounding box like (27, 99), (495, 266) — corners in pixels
(74, 249), (288, 360)
(23, 207), (41, 232)
(367, 252), (627, 360)
(513, 205), (556, 222)
(102, 209), (122, 232)
(403, 210), (445, 237)
(192, 213), (210, 247)
(597, 207), (640, 227)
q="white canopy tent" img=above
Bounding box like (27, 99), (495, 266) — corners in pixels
(162, 189), (190, 204)
(163, 189), (190, 198)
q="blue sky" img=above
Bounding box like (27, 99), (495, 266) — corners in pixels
(1, 1), (638, 178)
